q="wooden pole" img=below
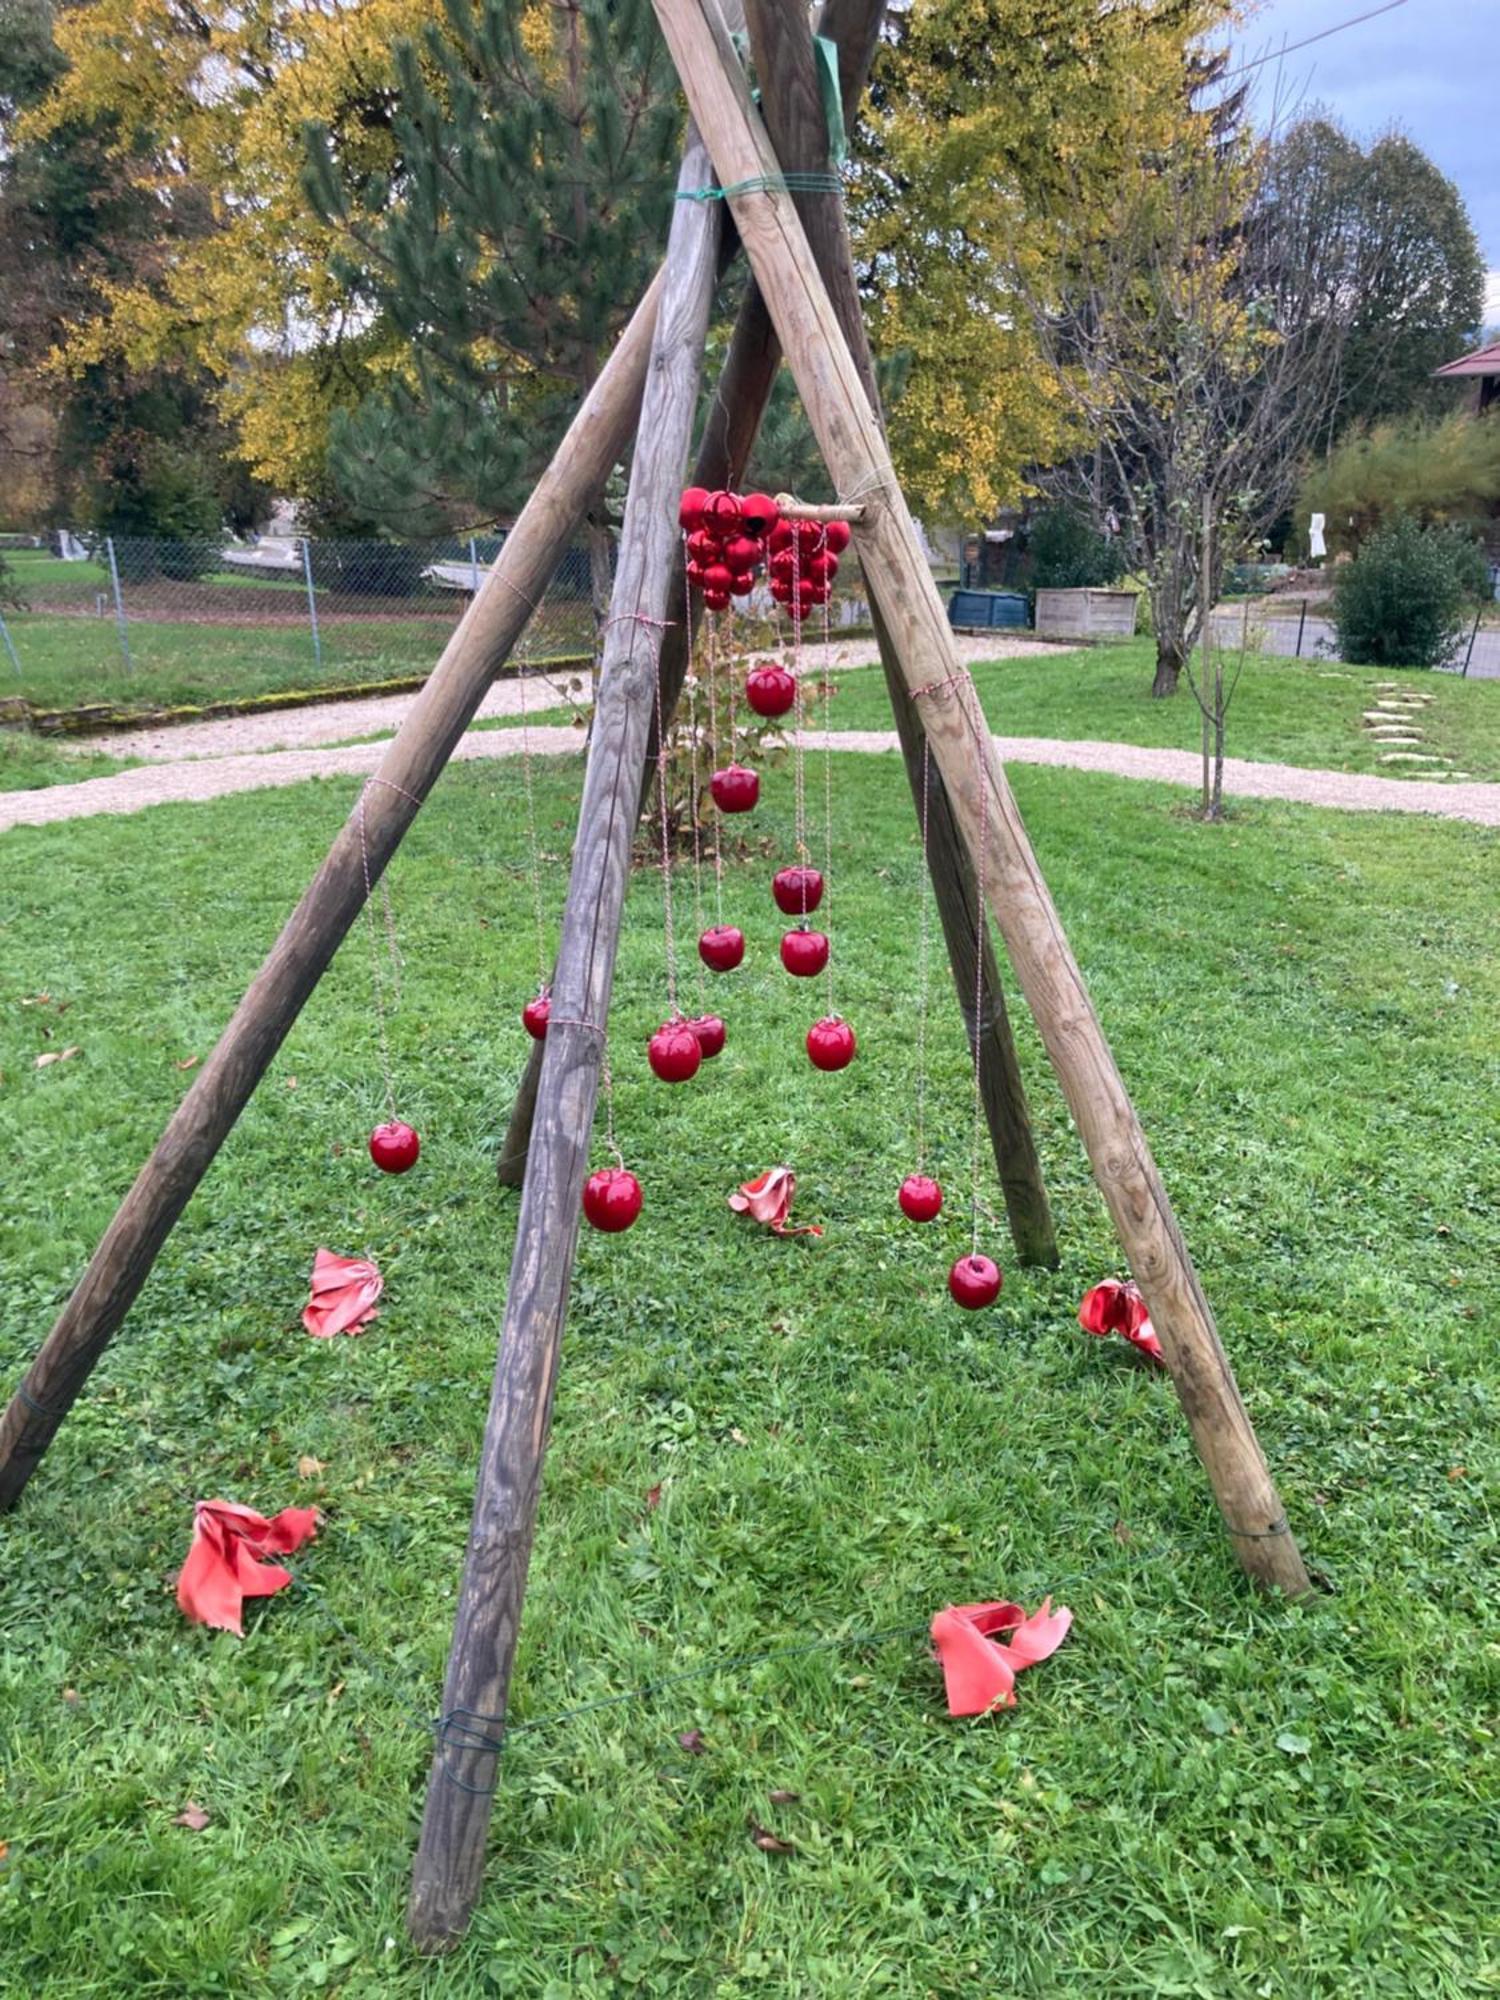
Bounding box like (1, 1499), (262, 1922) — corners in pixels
(495, 0), (888, 1188)
(651, 0), (1310, 1596)
(406, 129), (724, 1953)
(744, 0), (1058, 1266)
(0, 273), (667, 1511)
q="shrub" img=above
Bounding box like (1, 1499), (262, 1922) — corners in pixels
(1300, 412), (1500, 555)
(1027, 506), (1126, 589)
(1331, 514), (1485, 668)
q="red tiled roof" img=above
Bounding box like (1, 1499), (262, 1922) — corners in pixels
(1434, 340), (1500, 379)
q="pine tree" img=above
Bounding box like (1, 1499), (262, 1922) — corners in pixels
(303, 0), (682, 607)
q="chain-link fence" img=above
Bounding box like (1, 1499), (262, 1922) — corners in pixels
(0, 534), (598, 711)
(1207, 597), (1500, 679)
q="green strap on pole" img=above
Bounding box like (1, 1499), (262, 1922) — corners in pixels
(814, 35), (847, 165)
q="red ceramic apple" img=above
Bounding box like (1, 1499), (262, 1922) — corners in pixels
(898, 1174), (943, 1222)
(648, 1020), (702, 1083)
(521, 991), (550, 1040)
(772, 865), (823, 916)
(781, 928), (830, 977)
(698, 924), (745, 971)
(823, 519), (851, 554)
(745, 664), (797, 718)
(948, 1253), (1002, 1309)
(806, 1015), (856, 1071)
(369, 1120), (420, 1174)
(710, 764), (759, 813)
(687, 1013), (726, 1058)
(583, 1166), (643, 1233)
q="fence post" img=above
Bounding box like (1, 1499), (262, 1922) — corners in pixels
(1295, 598), (1307, 659)
(468, 536), (481, 595)
(105, 537), (133, 674)
(1461, 609), (1480, 678)
(301, 538), (323, 675)
(0, 603), (20, 676)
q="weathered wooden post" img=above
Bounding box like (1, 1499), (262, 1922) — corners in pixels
(406, 129), (725, 1953)
(650, 0), (1310, 1598)
(0, 271), (670, 1508)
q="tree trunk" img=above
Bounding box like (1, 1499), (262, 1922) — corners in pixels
(1152, 633), (1184, 698)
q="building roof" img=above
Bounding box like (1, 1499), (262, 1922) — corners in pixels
(1434, 339), (1500, 379)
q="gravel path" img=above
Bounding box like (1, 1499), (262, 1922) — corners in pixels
(5, 720), (1498, 833)
(65, 633), (1039, 763)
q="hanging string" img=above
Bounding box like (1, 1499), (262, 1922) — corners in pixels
(518, 666), (548, 990)
(599, 1047), (624, 1171)
(819, 586), (836, 1019)
(701, 575), (726, 926)
(355, 784), (407, 1121)
(686, 659), (706, 1009)
(653, 631), (681, 1019)
(963, 684), (990, 1259)
(790, 543), (809, 865)
(915, 736), (933, 1172)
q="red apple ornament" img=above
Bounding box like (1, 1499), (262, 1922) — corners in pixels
(521, 991), (551, 1040)
(710, 764), (759, 813)
(699, 924), (745, 972)
(369, 1120), (421, 1174)
(740, 492), (780, 538)
(823, 519), (851, 554)
(583, 1166), (643, 1233)
(648, 1020), (702, 1083)
(898, 1174), (944, 1222)
(781, 928), (830, 977)
(687, 1013), (726, 1058)
(806, 1015), (856, 1071)
(949, 1254), (1002, 1309)
(772, 865), (824, 916)
(679, 487), (711, 534)
(745, 664), (797, 718)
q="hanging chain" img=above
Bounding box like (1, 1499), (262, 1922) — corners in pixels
(915, 735), (932, 1172)
(518, 666), (548, 989)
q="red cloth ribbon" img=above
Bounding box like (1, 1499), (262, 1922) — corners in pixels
(301, 1248), (383, 1338)
(727, 1166), (823, 1237)
(930, 1598), (1073, 1715)
(1078, 1278), (1165, 1363)
(176, 1499), (319, 1636)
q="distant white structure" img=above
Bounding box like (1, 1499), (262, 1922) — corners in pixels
(222, 537), (304, 575)
(1308, 512), (1327, 562)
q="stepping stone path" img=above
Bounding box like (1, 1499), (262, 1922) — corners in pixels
(1359, 683), (1453, 775)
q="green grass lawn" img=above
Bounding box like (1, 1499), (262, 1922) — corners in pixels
(2, 754), (1497, 1995)
(0, 730), (133, 791)
(819, 639), (1500, 781)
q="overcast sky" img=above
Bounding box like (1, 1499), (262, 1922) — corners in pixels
(1232, 0), (1499, 328)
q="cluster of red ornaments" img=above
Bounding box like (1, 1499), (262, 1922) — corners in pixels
(765, 515), (848, 622)
(679, 486), (781, 612)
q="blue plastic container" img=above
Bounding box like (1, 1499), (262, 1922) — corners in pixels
(948, 589), (1029, 631)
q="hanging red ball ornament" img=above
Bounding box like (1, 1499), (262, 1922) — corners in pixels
(706, 490), (742, 529)
(648, 1020), (703, 1083)
(745, 664), (796, 718)
(795, 519), (826, 554)
(679, 487), (711, 534)
(685, 561), (708, 588)
(369, 1120), (421, 1174)
(687, 1013), (727, 1058)
(710, 764), (759, 813)
(781, 928), (830, 977)
(807, 551), (839, 584)
(772, 864), (824, 916)
(583, 1166), (643, 1233)
(768, 578), (792, 604)
(767, 521), (795, 554)
(723, 534), (762, 574)
(740, 492), (781, 538)
(898, 1174), (944, 1222)
(702, 561), (734, 594)
(699, 924), (745, 971)
(769, 549), (799, 581)
(521, 991), (551, 1040)
(823, 519), (852, 555)
(806, 1015), (856, 1071)
(686, 528), (719, 562)
(728, 572), (755, 598)
(703, 588), (732, 612)
(948, 1253), (1002, 1310)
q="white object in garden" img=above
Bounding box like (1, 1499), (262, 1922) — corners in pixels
(1308, 512), (1327, 561)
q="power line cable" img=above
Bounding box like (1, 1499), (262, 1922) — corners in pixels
(1221, 0), (1410, 83)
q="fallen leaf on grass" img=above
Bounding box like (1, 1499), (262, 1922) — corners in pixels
(298, 1456), (326, 1480)
(728, 1428), (749, 1447)
(61, 1688), (79, 1708)
(19, 993), (51, 1006)
(174, 1056), (200, 1072)
(35, 1046), (81, 1069)
(1111, 1519), (1133, 1545)
(767, 1789), (800, 1806)
(174, 1803), (211, 1831)
(677, 1729), (706, 1755)
(749, 1822), (796, 1854)
(285, 1075), (297, 1090)
(644, 1483), (662, 1511)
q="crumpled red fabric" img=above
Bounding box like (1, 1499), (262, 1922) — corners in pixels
(930, 1598), (1073, 1716)
(727, 1166), (822, 1237)
(1078, 1278), (1165, 1364)
(176, 1499), (320, 1636)
(301, 1248), (383, 1338)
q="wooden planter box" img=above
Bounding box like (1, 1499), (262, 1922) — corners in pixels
(1033, 587), (1139, 640)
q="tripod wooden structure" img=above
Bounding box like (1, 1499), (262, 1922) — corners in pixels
(0, 0), (1311, 1953)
